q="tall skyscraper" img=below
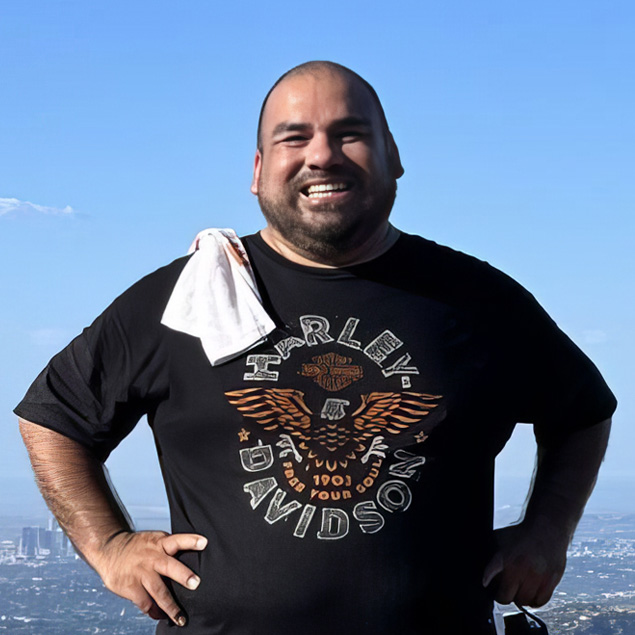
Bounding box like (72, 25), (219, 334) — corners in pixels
(21, 526), (39, 557)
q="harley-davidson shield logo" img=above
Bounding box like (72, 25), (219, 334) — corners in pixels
(300, 352), (363, 391)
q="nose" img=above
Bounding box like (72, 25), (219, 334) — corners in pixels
(307, 133), (342, 170)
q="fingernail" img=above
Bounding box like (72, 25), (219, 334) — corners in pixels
(196, 537), (208, 550)
(175, 612), (187, 627)
(186, 575), (200, 590)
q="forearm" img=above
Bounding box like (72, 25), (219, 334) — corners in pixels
(523, 418), (612, 539)
(19, 418), (132, 568)
(484, 417), (612, 605)
(19, 418), (206, 626)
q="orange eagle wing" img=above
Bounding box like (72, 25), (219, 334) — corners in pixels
(225, 387), (313, 437)
(351, 392), (442, 440)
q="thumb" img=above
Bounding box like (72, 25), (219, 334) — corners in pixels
(482, 551), (504, 588)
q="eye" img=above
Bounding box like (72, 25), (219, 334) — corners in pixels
(339, 130), (365, 142)
(282, 135), (309, 145)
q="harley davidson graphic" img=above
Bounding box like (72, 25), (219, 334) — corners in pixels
(225, 313), (445, 540)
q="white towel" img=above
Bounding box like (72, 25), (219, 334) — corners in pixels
(161, 228), (276, 366)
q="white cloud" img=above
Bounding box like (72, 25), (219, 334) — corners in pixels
(582, 329), (608, 344)
(0, 197), (75, 217)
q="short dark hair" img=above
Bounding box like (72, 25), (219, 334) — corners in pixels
(256, 61), (391, 152)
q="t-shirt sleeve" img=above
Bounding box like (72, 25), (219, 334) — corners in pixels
(498, 280), (617, 446)
(14, 258), (187, 461)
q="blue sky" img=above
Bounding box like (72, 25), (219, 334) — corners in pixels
(2, 1), (633, 515)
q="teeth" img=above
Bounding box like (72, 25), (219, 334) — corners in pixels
(306, 183), (348, 197)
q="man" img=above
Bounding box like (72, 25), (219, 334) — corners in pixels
(16, 62), (616, 634)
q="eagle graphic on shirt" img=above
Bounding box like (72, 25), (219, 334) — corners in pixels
(225, 387), (442, 501)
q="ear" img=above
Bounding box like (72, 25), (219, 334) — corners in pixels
(250, 150), (262, 195)
(387, 132), (404, 179)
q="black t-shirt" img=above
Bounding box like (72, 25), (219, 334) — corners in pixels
(15, 232), (617, 634)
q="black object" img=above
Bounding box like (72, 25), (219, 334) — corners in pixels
(504, 604), (549, 634)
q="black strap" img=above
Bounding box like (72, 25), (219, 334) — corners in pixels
(513, 603), (549, 632)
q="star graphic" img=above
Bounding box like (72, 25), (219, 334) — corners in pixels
(238, 428), (251, 442)
(415, 431), (428, 444)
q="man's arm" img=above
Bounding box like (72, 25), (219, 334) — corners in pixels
(19, 418), (207, 628)
(483, 417), (611, 607)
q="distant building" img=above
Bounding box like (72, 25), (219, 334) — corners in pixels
(19, 516), (74, 558)
(38, 526), (51, 555)
(21, 526), (40, 557)
(0, 539), (17, 559)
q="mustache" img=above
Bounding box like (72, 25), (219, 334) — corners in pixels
(292, 169), (359, 189)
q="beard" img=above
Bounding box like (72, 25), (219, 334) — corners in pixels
(257, 171), (397, 263)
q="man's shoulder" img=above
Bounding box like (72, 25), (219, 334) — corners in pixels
(101, 254), (191, 325)
(122, 255), (191, 299)
(393, 232), (525, 305)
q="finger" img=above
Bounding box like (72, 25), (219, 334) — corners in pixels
(143, 572), (187, 627)
(147, 602), (168, 621)
(154, 554), (201, 590)
(513, 560), (558, 606)
(482, 552), (504, 587)
(129, 586), (163, 619)
(514, 573), (542, 606)
(530, 573), (559, 607)
(161, 533), (208, 556)
(494, 573), (520, 605)
(530, 589), (551, 608)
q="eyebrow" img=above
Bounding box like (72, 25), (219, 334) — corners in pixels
(271, 116), (372, 138)
(272, 122), (310, 137)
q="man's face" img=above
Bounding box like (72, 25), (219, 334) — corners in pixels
(251, 70), (403, 261)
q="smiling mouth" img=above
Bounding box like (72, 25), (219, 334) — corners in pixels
(302, 182), (351, 199)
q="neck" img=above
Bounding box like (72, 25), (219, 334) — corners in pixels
(260, 223), (400, 268)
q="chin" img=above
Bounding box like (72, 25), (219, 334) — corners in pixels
(292, 216), (388, 259)
(258, 189), (395, 259)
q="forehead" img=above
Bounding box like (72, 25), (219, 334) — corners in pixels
(261, 71), (382, 136)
